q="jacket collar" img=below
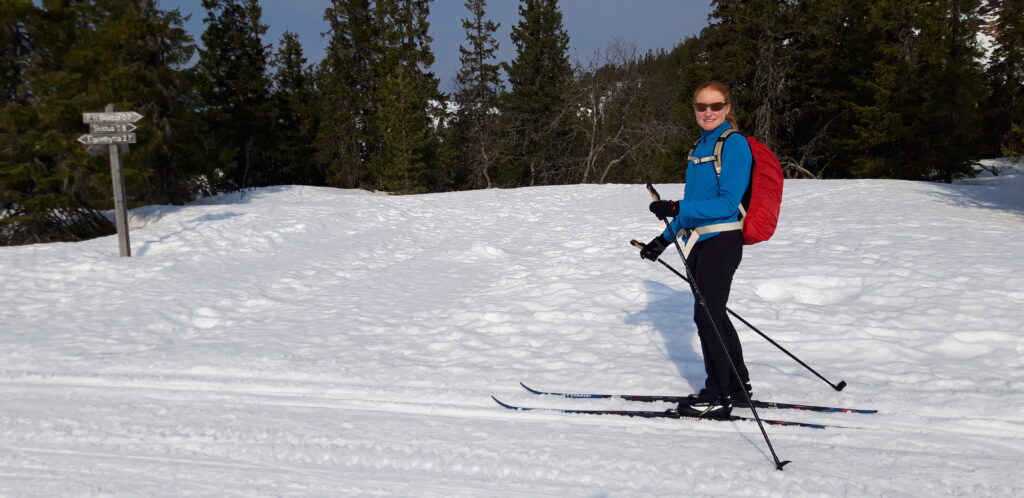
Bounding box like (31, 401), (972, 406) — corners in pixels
(699, 121), (733, 145)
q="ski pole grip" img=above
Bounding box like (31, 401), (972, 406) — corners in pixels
(646, 183), (661, 201)
(630, 239), (645, 249)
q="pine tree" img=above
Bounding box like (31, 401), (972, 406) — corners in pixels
(0, 0), (33, 104)
(851, 0), (985, 181)
(1, 0), (200, 244)
(784, 0), (875, 178)
(195, 0), (273, 191)
(453, 0), (503, 189)
(106, 1), (213, 205)
(850, 1), (930, 179)
(368, 0), (443, 194)
(502, 0), (573, 187)
(984, 0), (1024, 159)
(924, 0), (987, 181)
(370, 63), (431, 193)
(317, 0), (376, 189)
(269, 31), (320, 185)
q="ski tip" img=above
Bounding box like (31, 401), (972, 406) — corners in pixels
(492, 395), (531, 411)
(835, 380), (847, 391)
(519, 381), (542, 395)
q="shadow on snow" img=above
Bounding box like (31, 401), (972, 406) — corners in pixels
(624, 278), (706, 392)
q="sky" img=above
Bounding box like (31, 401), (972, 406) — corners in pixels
(158, 0), (714, 92)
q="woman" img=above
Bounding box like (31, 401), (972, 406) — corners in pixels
(639, 81), (752, 418)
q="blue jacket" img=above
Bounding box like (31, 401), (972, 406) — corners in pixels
(662, 122), (752, 243)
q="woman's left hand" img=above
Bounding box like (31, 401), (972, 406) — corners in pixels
(649, 200), (679, 220)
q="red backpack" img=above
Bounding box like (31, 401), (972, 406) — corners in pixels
(687, 129), (783, 245)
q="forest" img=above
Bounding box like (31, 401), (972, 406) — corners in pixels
(1, 0), (1021, 245)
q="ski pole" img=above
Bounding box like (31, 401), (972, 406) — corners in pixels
(630, 239), (847, 392)
(644, 183), (790, 471)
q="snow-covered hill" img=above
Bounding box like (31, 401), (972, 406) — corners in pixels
(1, 160), (1022, 496)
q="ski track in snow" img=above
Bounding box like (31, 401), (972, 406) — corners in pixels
(1, 161), (1023, 496)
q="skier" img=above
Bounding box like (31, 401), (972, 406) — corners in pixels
(639, 80), (752, 418)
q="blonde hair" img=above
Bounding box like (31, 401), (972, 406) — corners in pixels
(694, 80), (739, 130)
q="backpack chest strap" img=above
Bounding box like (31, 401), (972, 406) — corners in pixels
(687, 128), (735, 177)
(687, 155), (720, 178)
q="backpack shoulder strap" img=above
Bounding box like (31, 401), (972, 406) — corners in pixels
(690, 131), (737, 170)
(686, 137), (700, 166)
(712, 128), (738, 177)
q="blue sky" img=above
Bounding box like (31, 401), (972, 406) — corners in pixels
(158, 0), (714, 92)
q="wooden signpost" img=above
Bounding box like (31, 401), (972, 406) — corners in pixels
(79, 104), (142, 257)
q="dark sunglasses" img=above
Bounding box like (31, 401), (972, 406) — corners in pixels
(693, 102), (728, 112)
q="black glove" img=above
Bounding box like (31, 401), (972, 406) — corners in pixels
(640, 236), (670, 261)
(649, 200), (679, 220)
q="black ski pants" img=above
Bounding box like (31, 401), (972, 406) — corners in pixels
(687, 229), (749, 398)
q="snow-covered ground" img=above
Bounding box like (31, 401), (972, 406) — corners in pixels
(1, 160), (1022, 496)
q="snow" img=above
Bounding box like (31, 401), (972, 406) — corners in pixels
(1, 159), (1023, 496)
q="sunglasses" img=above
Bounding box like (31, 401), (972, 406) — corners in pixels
(693, 102), (728, 112)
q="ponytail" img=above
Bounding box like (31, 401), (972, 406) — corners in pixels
(725, 114), (740, 131)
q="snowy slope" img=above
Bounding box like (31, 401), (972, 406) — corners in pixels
(1, 160), (1022, 496)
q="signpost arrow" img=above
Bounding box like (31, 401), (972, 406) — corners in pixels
(77, 133), (137, 145)
(89, 123), (137, 133)
(81, 111), (144, 124)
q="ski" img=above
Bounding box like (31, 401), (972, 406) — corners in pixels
(519, 382), (877, 414)
(492, 396), (829, 429)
